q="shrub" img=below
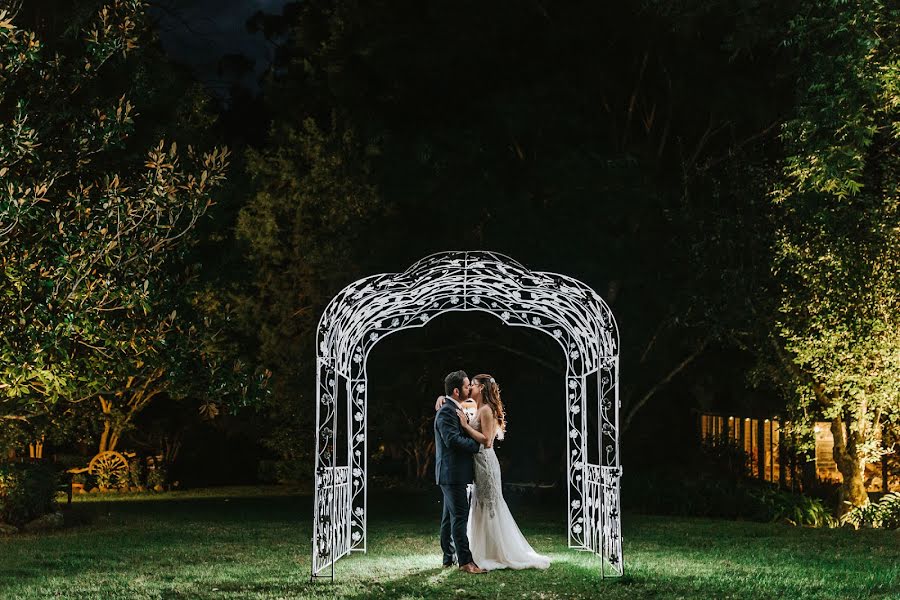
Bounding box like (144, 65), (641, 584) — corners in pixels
(841, 492), (900, 529)
(698, 437), (752, 481)
(146, 464), (168, 490)
(745, 484), (836, 527)
(257, 459), (278, 484)
(0, 462), (59, 526)
(274, 460), (306, 484)
(623, 471), (835, 526)
(258, 459), (306, 484)
(127, 458), (144, 489)
(94, 466), (127, 490)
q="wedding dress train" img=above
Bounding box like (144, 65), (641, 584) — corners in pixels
(467, 417), (551, 570)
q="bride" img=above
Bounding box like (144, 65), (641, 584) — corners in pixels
(454, 374), (551, 571)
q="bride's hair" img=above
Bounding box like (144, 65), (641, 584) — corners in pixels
(474, 374), (506, 440)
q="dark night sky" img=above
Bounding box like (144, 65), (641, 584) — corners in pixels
(151, 0), (291, 94)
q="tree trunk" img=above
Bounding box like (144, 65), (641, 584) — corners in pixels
(418, 455), (433, 480)
(405, 452), (414, 480)
(98, 419), (123, 453)
(883, 426), (892, 493)
(99, 421), (111, 453)
(831, 416), (869, 514)
(164, 433), (183, 466)
(97, 373), (164, 455)
(414, 445), (434, 480)
(99, 396), (113, 453)
(108, 430), (120, 452)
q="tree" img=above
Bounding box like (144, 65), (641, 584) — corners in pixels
(0, 2), (238, 455)
(235, 115), (382, 476)
(773, 0), (900, 510)
(236, 0), (800, 458)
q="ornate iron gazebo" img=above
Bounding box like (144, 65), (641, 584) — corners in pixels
(312, 251), (622, 578)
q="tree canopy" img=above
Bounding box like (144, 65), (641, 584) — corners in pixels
(0, 2), (262, 460)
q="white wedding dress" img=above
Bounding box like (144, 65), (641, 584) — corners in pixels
(467, 415), (551, 570)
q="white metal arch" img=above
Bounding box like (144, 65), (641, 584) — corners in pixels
(312, 251), (623, 579)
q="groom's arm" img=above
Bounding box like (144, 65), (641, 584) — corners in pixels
(435, 406), (480, 454)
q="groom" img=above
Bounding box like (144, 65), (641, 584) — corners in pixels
(434, 370), (486, 574)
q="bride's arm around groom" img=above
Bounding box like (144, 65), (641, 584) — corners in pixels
(434, 401), (480, 466)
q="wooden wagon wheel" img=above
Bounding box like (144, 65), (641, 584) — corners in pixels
(89, 451), (129, 488)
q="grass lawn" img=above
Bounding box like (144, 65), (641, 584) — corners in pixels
(1, 486), (898, 599)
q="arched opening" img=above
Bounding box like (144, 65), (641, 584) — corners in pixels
(364, 310), (567, 502)
(312, 251), (622, 579)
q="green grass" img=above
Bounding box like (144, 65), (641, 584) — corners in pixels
(1, 487), (898, 599)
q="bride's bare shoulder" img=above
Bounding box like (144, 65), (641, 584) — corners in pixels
(477, 404), (496, 424)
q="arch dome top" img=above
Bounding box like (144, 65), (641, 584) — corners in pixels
(317, 251), (618, 376)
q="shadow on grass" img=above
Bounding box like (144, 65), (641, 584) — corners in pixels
(321, 550), (629, 600)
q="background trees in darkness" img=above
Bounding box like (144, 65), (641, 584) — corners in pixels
(234, 0), (800, 486)
(1, 0), (897, 512)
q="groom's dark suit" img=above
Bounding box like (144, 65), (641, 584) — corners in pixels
(434, 396), (481, 566)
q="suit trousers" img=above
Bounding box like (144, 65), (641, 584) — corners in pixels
(439, 483), (472, 566)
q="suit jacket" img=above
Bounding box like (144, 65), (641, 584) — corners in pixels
(434, 397), (481, 485)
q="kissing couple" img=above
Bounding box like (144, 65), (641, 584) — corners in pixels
(433, 370), (551, 574)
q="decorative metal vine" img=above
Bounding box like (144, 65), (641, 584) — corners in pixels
(312, 251), (622, 579)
